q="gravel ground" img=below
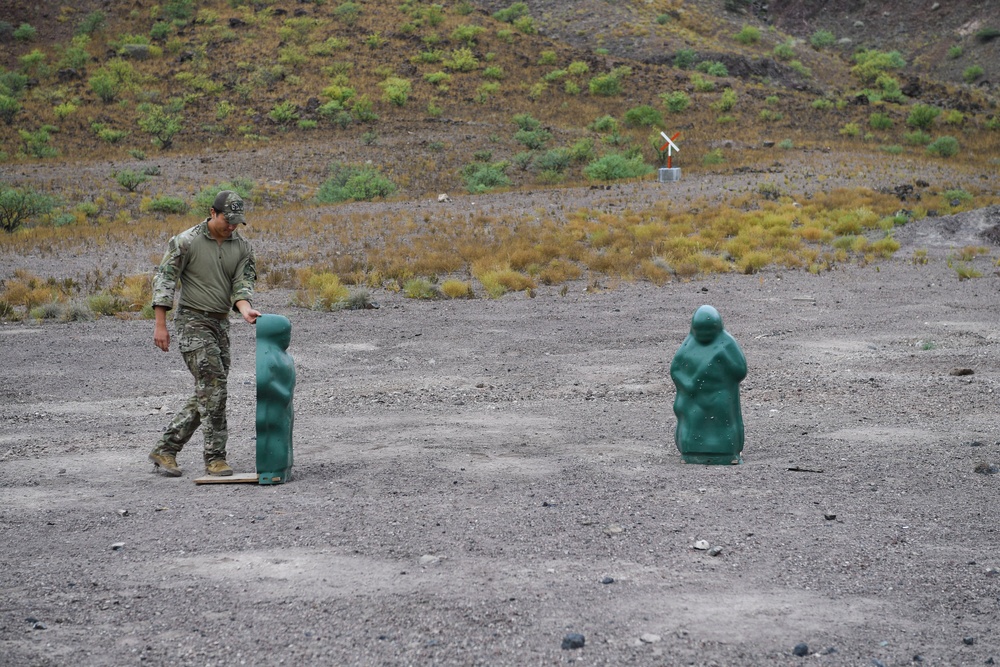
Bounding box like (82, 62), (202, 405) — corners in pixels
(4, 206), (1000, 665)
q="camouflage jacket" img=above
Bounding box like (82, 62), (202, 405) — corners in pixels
(152, 219), (256, 314)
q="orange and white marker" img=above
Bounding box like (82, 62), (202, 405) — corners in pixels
(660, 131), (681, 168)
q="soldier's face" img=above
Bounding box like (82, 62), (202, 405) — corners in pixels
(209, 209), (239, 237)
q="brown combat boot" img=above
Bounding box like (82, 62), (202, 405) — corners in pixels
(149, 451), (182, 477)
(205, 459), (234, 476)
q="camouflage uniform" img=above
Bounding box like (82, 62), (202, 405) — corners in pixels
(151, 213), (255, 464)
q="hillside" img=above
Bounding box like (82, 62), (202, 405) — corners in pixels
(0, 0), (997, 203)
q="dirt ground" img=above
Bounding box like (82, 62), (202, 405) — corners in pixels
(4, 162), (1000, 666)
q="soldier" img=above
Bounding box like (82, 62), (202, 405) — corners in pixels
(148, 190), (261, 477)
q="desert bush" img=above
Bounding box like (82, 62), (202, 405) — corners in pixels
(14, 23), (37, 41)
(869, 112), (893, 130)
(942, 110), (964, 125)
(851, 49), (906, 84)
(926, 136), (959, 157)
(880, 144), (903, 154)
(440, 279), (474, 298)
(907, 104), (940, 129)
(773, 40), (795, 61)
(976, 27), (1000, 43)
(812, 98), (833, 110)
(712, 88), (737, 112)
(493, 2), (529, 23)
(588, 67), (630, 96)
(462, 162), (511, 193)
(810, 30), (835, 49)
(839, 122), (860, 137)
(403, 278), (440, 299)
(673, 48), (697, 69)
(583, 153), (654, 181)
(114, 169), (149, 192)
(623, 104), (663, 128)
(0, 95), (20, 125)
(943, 189), (974, 205)
(333, 2), (361, 25)
(475, 267), (535, 298)
(293, 270), (349, 310)
(514, 128), (551, 149)
(947, 45), (963, 59)
(903, 130), (932, 145)
(0, 186), (56, 232)
(445, 48), (478, 72)
(696, 61), (729, 77)
(691, 74), (716, 92)
(18, 126), (58, 158)
(268, 101), (298, 125)
(138, 105), (182, 149)
(660, 91), (690, 113)
(316, 163), (397, 202)
(145, 196), (189, 214)
(962, 65), (984, 83)
(451, 24), (486, 45)
(734, 25), (760, 45)
(702, 149), (725, 166)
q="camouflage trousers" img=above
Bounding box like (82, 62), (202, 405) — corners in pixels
(153, 309), (232, 462)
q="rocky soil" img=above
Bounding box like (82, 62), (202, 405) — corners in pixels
(3, 165), (1000, 665)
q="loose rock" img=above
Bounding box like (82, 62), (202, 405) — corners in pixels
(561, 633), (585, 650)
(640, 633), (661, 644)
(693, 540), (710, 550)
(792, 642), (809, 656)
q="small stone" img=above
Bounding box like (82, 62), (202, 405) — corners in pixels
(792, 642), (809, 656)
(693, 540), (710, 550)
(437, 193), (451, 203)
(974, 462), (999, 475)
(418, 555), (440, 566)
(950, 368), (974, 376)
(640, 633), (661, 644)
(561, 633), (585, 650)
(708, 546), (723, 557)
(110, 542), (125, 551)
(824, 513), (837, 520)
(118, 509), (129, 517)
(600, 576), (615, 584)
(604, 524), (624, 536)
(963, 636), (976, 645)
(33, 622), (47, 630)
(872, 659), (886, 667)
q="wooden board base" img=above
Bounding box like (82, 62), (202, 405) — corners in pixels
(193, 472), (259, 485)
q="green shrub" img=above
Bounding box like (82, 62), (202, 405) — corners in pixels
(14, 23), (37, 41)
(851, 49), (906, 84)
(778, 139), (793, 149)
(869, 112), (893, 130)
(333, 2), (361, 25)
(589, 115), (618, 132)
(588, 71), (625, 96)
(879, 144), (903, 155)
(268, 101), (299, 125)
(947, 45), (963, 59)
(773, 40), (795, 61)
(451, 24), (485, 45)
(975, 27), (1000, 43)
(673, 48), (696, 69)
(0, 186), (56, 232)
(839, 122), (860, 137)
(493, 2), (529, 23)
(903, 130), (932, 146)
(712, 88), (737, 112)
(691, 74), (715, 92)
(926, 136), (959, 157)
(514, 128), (551, 149)
(445, 48), (478, 72)
(462, 162), (511, 193)
(532, 148), (572, 174)
(812, 98), (833, 110)
(18, 126), (58, 158)
(661, 91), (691, 113)
(138, 105), (182, 149)
(583, 153), (653, 181)
(76, 10), (106, 36)
(114, 169), (149, 192)
(147, 196), (189, 214)
(695, 61), (728, 77)
(809, 29), (835, 48)
(962, 65), (984, 83)
(0, 95), (20, 125)
(702, 149), (724, 166)
(483, 65), (504, 80)
(734, 25), (760, 45)
(403, 278), (440, 299)
(316, 163), (396, 202)
(943, 189), (973, 204)
(907, 104), (940, 129)
(623, 104), (663, 128)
